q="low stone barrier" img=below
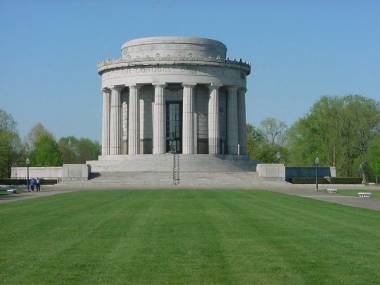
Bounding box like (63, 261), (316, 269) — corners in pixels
(256, 164), (285, 179)
(62, 164), (90, 181)
(11, 167), (62, 179)
(11, 164), (89, 181)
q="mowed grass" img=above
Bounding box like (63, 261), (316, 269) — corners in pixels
(1, 190), (380, 285)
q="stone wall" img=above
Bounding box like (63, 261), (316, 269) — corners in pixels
(61, 164), (90, 181)
(256, 164), (285, 179)
(11, 164), (90, 181)
(11, 167), (62, 179)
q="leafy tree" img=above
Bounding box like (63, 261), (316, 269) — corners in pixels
(58, 136), (100, 163)
(287, 95), (380, 178)
(246, 123), (264, 159)
(368, 135), (380, 182)
(76, 138), (101, 163)
(0, 109), (21, 177)
(26, 123), (52, 151)
(29, 133), (62, 166)
(58, 136), (79, 163)
(254, 143), (288, 163)
(246, 121), (288, 163)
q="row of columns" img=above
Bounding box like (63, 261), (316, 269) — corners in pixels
(101, 83), (247, 156)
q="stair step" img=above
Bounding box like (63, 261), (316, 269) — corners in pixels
(87, 155), (258, 173)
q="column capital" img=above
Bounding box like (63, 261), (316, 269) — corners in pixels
(111, 85), (124, 92)
(152, 82), (167, 88)
(238, 87), (247, 94)
(128, 84), (143, 91)
(102, 87), (111, 92)
(182, 83), (197, 88)
(227, 86), (239, 94)
(208, 83), (222, 92)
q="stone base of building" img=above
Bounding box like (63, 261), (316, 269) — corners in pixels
(52, 156), (288, 188)
(87, 154), (257, 173)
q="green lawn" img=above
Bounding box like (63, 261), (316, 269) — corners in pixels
(1, 190), (380, 285)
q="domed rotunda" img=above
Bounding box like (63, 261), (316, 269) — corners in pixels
(97, 36), (251, 158)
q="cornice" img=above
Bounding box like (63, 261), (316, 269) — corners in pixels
(97, 56), (251, 75)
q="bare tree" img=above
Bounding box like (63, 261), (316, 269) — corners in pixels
(260, 118), (288, 146)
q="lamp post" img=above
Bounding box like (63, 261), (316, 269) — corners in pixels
(26, 158), (30, 191)
(315, 157), (320, 191)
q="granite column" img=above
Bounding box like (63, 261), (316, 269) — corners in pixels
(238, 88), (247, 155)
(208, 84), (220, 155)
(128, 85), (140, 155)
(153, 83), (166, 154)
(101, 88), (111, 156)
(109, 86), (122, 155)
(182, 83), (195, 154)
(227, 86), (239, 155)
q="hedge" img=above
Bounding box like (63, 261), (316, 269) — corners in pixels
(0, 179), (58, 185)
(286, 177), (330, 184)
(329, 177), (363, 184)
(287, 177), (362, 184)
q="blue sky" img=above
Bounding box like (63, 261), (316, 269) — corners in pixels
(1, 0), (379, 141)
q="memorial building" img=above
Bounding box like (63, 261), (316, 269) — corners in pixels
(98, 36), (250, 157)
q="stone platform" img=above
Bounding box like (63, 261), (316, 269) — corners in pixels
(87, 154), (258, 173)
(67, 155), (271, 188)
(59, 171), (286, 188)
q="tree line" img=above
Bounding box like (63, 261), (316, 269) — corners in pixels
(247, 95), (380, 182)
(0, 111), (100, 177)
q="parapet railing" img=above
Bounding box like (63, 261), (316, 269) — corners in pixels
(97, 55), (251, 73)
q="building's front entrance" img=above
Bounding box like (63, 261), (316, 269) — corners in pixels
(166, 102), (182, 153)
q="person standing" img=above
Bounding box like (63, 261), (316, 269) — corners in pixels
(31, 178), (36, 191)
(36, 177), (41, 192)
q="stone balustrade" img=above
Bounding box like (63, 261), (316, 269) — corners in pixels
(97, 56), (251, 73)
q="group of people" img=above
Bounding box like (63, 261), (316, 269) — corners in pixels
(29, 177), (41, 192)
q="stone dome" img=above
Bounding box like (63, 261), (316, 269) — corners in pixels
(121, 36), (227, 60)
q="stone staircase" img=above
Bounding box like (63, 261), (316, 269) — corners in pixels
(58, 171), (281, 188)
(92, 171), (261, 187)
(55, 155), (285, 188)
(87, 154), (259, 173)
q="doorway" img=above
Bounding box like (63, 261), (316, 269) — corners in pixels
(166, 102), (182, 153)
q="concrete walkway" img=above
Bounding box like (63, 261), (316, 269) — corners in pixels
(300, 194), (380, 211)
(0, 188), (72, 204)
(262, 183), (380, 212)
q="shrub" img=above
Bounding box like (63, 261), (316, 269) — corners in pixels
(286, 177), (330, 184)
(329, 177), (362, 184)
(287, 177), (363, 184)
